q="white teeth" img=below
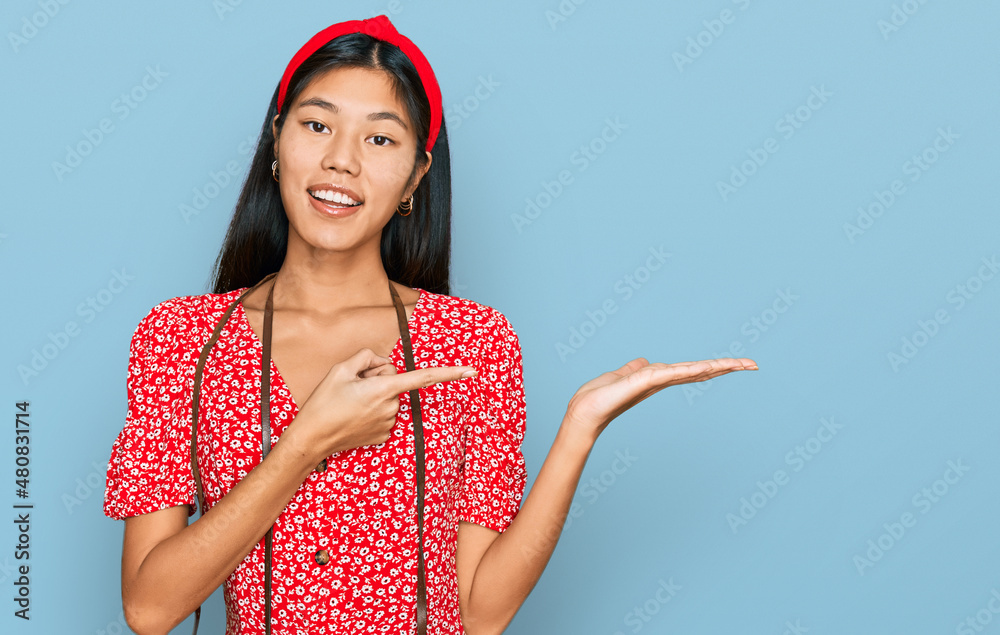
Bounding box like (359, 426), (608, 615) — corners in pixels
(310, 189), (360, 205)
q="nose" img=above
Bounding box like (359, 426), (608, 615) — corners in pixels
(321, 128), (361, 174)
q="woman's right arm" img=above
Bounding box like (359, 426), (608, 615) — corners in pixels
(121, 425), (318, 635)
(119, 346), (477, 635)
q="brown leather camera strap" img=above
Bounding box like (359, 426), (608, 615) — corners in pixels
(189, 272), (276, 635)
(260, 277), (276, 634)
(188, 272), (427, 635)
(388, 279), (429, 635)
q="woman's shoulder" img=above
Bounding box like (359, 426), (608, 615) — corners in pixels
(418, 288), (520, 346)
(419, 288), (511, 322)
(131, 287), (246, 348)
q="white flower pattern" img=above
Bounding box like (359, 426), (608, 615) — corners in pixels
(103, 285), (527, 634)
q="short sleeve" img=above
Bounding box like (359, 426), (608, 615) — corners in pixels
(103, 302), (198, 521)
(457, 308), (528, 533)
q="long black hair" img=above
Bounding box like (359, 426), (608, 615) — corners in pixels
(209, 32), (452, 295)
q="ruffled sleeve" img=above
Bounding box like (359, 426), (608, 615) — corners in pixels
(103, 301), (198, 520)
(457, 308), (528, 533)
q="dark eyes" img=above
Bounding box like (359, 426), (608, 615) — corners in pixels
(305, 121), (393, 146)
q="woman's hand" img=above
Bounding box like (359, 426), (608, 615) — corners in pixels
(285, 348), (477, 460)
(564, 357), (758, 442)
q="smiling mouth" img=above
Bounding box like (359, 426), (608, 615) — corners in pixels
(308, 189), (362, 207)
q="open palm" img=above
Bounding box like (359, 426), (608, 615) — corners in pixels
(565, 357), (759, 440)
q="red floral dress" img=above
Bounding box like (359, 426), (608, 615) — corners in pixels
(103, 285), (528, 634)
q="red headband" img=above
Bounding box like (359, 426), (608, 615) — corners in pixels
(276, 15), (442, 153)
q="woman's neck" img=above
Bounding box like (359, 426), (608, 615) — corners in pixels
(255, 230), (400, 314)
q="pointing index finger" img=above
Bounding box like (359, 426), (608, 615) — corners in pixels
(383, 364), (479, 395)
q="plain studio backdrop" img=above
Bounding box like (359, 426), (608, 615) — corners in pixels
(2, 1), (998, 633)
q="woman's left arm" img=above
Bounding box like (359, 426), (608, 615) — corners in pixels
(458, 356), (758, 634)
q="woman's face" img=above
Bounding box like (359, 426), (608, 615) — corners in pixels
(271, 66), (431, 255)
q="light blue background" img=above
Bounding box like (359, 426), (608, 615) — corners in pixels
(3, 1), (998, 633)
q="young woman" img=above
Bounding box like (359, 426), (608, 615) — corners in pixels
(103, 15), (757, 635)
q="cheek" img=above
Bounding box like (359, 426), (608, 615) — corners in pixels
(369, 156), (415, 193)
(281, 140), (322, 175)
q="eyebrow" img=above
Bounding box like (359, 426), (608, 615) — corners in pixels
(296, 97), (408, 131)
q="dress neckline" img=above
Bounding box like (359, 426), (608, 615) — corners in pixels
(232, 287), (426, 413)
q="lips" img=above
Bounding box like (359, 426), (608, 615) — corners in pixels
(306, 182), (364, 207)
(307, 190), (362, 218)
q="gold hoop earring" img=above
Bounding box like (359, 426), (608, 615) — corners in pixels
(397, 194), (413, 216)
(271, 160), (279, 182)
